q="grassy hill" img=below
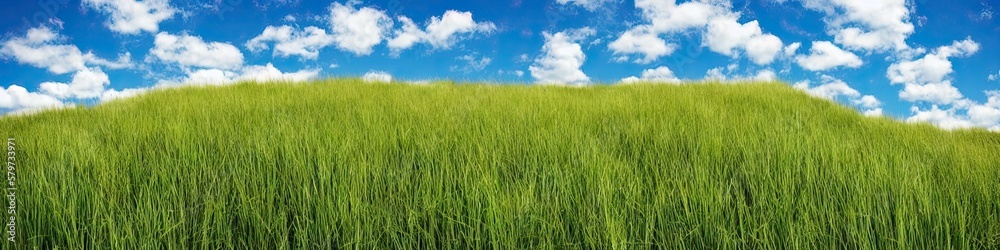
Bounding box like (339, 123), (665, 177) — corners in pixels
(1, 79), (998, 249)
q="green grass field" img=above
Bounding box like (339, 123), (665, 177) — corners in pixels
(1, 79), (998, 249)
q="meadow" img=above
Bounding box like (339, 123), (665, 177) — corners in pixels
(0, 79), (998, 249)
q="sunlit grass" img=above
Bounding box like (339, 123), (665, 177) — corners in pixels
(1, 79), (998, 249)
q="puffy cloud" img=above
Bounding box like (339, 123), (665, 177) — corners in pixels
(362, 71), (393, 83)
(794, 75), (882, 115)
(38, 67), (110, 99)
(149, 32), (244, 70)
(0, 26), (132, 74)
(387, 10), (495, 53)
(607, 27), (676, 64)
(620, 66), (681, 83)
(0, 85), (63, 111)
(907, 105), (975, 130)
(608, 0), (729, 63)
(634, 0), (728, 33)
(898, 81), (964, 105)
(610, 0), (785, 65)
(989, 70), (999, 81)
(529, 28), (595, 85)
(783, 42), (801, 57)
(906, 91), (1000, 131)
(100, 87), (147, 102)
(157, 63), (320, 86)
(802, 0), (914, 52)
(887, 38), (979, 105)
(246, 26), (335, 60)
(794, 41), (863, 71)
(82, 0), (177, 34)
(328, 2), (393, 56)
(794, 76), (859, 100)
(703, 17), (784, 65)
(753, 69), (778, 81)
(239, 64), (321, 83)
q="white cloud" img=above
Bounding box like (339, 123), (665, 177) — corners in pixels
(238, 64), (321, 83)
(0, 85), (63, 111)
(793, 75), (882, 115)
(362, 71), (393, 83)
(703, 17), (784, 65)
(456, 54), (492, 71)
(149, 32), (244, 70)
(907, 91), (1000, 131)
(557, 0), (615, 11)
(783, 42), (801, 57)
(515, 70), (525, 77)
(794, 76), (859, 100)
(856, 95), (881, 109)
(907, 105), (975, 130)
(100, 87), (147, 102)
(328, 2), (393, 56)
(0, 26), (132, 74)
(753, 69), (778, 81)
(529, 28), (595, 85)
(898, 81), (964, 105)
(635, 0), (728, 33)
(246, 26), (335, 60)
(157, 63), (320, 86)
(887, 38), (979, 105)
(610, 0), (786, 65)
(387, 10), (495, 53)
(803, 0), (915, 52)
(607, 27), (676, 64)
(620, 66), (680, 83)
(82, 0), (177, 34)
(38, 67), (110, 99)
(702, 67), (777, 82)
(608, 0), (730, 63)
(283, 15), (297, 22)
(989, 70), (999, 81)
(794, 41), (863, 71)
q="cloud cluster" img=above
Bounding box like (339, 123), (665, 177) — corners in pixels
(703, 17), (784, 65)
(0, 85), (64, 111)
(246, 3), (495, 59)
(82, 0), (177, 34)
(388, 10), (496, 53)
(0, 27), (132, 74)
(149, 32), (244, 70)
(794, 41), (863, 71)
(887, 38), (979, 105)
(800, 0), (915, 53)
(794, 75), (882, 116)
(246, 26), (336, 60)
(608, 0), (784, 65)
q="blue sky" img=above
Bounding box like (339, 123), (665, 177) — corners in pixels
(1, 0), (998, 130)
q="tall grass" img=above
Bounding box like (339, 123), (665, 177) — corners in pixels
(1, 79), (998, 249)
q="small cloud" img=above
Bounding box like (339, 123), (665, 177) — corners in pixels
(283, 14), (296, 22)
(362, 71), (393, 83)
(455, 54), (492, 71)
